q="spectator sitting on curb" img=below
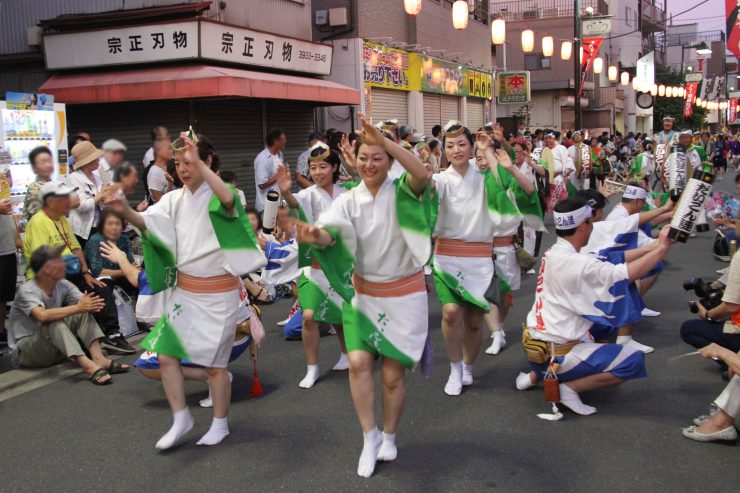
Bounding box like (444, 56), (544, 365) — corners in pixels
(8, 245), (130, 385)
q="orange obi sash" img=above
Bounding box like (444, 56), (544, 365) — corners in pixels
(353, 271), (425, 298)
(434, 238), (493, 258)
(177, 272), (240, 294)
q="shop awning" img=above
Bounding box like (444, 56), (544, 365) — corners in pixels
(39, 65), (360, 106)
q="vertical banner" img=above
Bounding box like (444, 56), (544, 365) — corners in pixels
(578, 37), (603, 98)
(729, 98), (738, 124)
(636, 51), (655, 88)
(727, 1), (740, 60)
(684, 82), (698, 117)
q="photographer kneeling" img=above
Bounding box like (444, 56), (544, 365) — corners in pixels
(680, 252), (740, 376)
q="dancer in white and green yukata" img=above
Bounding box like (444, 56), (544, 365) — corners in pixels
(433, 121), (541, 395)
(104, 132), (265, 450)
(297, 113), (434, 478)
(471, 137), (544, 356)
(276, 142), (350, 389)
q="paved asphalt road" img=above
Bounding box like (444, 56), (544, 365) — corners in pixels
(2, 176), (740, 492)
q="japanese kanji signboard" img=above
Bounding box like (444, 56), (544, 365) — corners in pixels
(200, 21), (332, 75)
(496, 71), (530, 104)
(43, 20), (333, 76)
(44, 22), (199, 70)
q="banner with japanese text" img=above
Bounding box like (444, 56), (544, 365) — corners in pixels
(420, 56), (465, 95)
(362, 41), (420, 91)
(465, 69), (493, 100)
(729, 98), (738, 124)
(579, 37), (603, 98)
(684, 82), (698, 118)
(727, 1), (740, 60)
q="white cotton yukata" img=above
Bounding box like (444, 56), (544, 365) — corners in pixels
(525, 238), (646, 382)
(294, 183), (347, 325)
(313, 174), (433, 368)
(432, 161), (540, 305)
(139, 183), (266, 367)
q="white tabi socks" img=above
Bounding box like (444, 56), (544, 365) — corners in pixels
(486, 330), (506, 355)
(299, 364), (319, 388)
(332, 352), (349, 371)
(444, 361), (463, 396)
(357, 428), (382, 478)
(559, 384), (597, 416)
(377, 432), (397, 462)
(155, 408), (194, 450)
(196, 416), (229, 446)
(462, 363), (474, 386)
(617, 335), (654, 354)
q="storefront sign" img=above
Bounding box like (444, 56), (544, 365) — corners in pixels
(582, 17), (612, 37)
(496, 71), (530, 104)
(44, 21), (333, 76)
(685, 72), (703, 83)
(636, 51), (655, 87)
(466, 69), (493, 100)
(44, 21), (198, 70)
(421, 57), (465, 96)
(362, 42), (420, 91)
(200, 21), (332, 76)
(684, 82), (698, 118)
(5, 92), (54, 111)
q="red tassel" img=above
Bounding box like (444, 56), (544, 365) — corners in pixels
(249, 359), (263, 397)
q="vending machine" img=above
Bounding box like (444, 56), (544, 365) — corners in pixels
(0, 92), (68, 201)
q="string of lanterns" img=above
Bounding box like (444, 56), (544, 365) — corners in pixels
(402, 2), (738, 115)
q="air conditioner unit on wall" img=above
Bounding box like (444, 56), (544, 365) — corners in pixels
(523, 10), (538, 20)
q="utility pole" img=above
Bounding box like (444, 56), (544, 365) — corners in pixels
(574, 0), (582, 129)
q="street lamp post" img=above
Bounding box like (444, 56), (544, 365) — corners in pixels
(574, 0), (582, 129)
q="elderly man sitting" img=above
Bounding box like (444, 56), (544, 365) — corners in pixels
(9, 245), (130, 385)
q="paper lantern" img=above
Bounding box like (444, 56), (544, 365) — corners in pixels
(522, 29), (534, 53)
(621, 71), (629, 86)
(593, 57), (603, 74)
(542, 36), (554, 57)
(696, 97), (703, 106)
(666, 86), (673, 98)
(721, 101), (728, 110)
(632, 77), (641, 90)
(608, 65), (618, 81)
(658, 84), (665, 96)
(404, 0), (422, 15)
(452, 0), (468, 30)
(491, 18), (506, 45)
(561, 41), (572, 60)
(650, 84), (658, 96)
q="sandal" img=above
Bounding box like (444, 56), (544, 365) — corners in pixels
(107, 360), (130, 374)
(90, 368), (112, 385)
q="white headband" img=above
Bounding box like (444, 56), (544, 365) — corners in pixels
(623, 186), (648, 200)
(554, 205), (592, 230)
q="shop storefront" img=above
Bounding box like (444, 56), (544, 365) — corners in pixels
(360, 40), (492, 136)
(39, 19), (359, 203)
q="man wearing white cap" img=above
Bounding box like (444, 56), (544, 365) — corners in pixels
(516, 197), (673, 415)
(603, 185), (674, 352)
(98, 139), (127, 186)
(23, 181), (134, 355)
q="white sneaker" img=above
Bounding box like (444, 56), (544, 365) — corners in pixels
(641, 307), (661, 317)
(277, 317), (291, 326)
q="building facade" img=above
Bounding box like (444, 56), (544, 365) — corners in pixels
(313, 0), (494, 134)
(0, 0), (358, 203)
(490, 0), (666, 135)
